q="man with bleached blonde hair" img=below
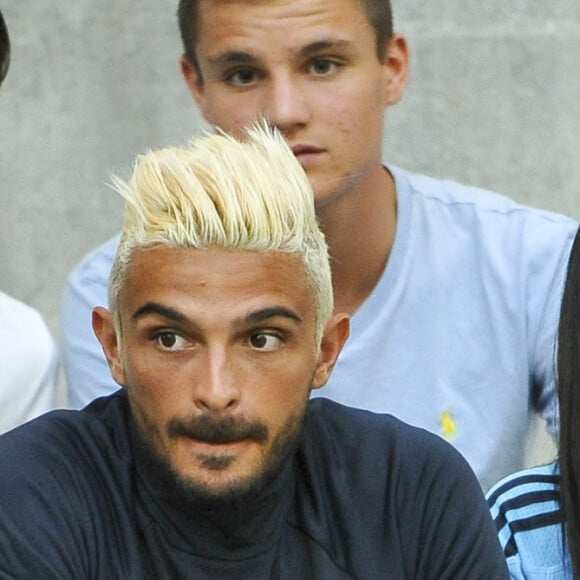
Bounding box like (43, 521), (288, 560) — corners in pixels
(0, 126), (507, 578)
(107, 125), (333, 344)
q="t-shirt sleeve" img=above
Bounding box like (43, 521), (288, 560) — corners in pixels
(486, 464), (571, 578)
(61, 235), (121, 409)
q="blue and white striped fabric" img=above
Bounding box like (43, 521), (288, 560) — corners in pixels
(487, 462), (573, 579)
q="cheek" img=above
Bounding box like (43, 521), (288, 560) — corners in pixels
(124, 365), (178, 447)
(268, 364), (315, 407)
(122, 350), (185, 411)
(316, 87), (378, 143)
(123, 351), (157, 387)
(336, 94), (385, 156)
(205, 92), (263, 134)
(336, 74), (386, 120)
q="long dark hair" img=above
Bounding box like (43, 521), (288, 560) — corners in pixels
(558, 227), (580, 577)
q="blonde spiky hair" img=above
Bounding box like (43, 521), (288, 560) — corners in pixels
(109, 123), (333, 343)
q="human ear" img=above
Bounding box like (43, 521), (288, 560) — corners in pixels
(382, 33), (410, 107)
(181, 55), (208, 115)
(311, 313), (350, 390)
(92, 306), (127, 387)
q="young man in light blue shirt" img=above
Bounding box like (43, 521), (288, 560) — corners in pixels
(62, 0), (577, 491)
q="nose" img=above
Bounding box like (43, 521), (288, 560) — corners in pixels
(263, 72), (310, 134)
(194, 347), (240, 414)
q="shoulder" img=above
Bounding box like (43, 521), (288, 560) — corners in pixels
(298, 400), (507, 578)
(304, 398), (478, 490)
(0, 391), (133, 575)
(390, 167), (577, 306)
(0, 391), (132, 524)
(0, 291), (55, 365)
(486, 463), (570, 575)
(306, 397), (434, 441)
(67, 233), (121, 287)
(391, 165), (577, 233)
(0, 291), (51, 334)
(487, 462), (562, 539)
(487, 462), (560, 508)
(0, 391), (131, 474)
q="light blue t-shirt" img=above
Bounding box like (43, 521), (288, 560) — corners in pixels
(487, 462), (573, 579)
(61, 166), (577, 490)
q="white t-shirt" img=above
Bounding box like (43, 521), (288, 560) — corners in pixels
(0, 292), (58, 433)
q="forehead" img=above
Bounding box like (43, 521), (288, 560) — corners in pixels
(119, 245), (314, 322)
(195, 0), (373, 53)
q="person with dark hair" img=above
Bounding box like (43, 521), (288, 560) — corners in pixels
(487, 227), (580, 578)
(0, 7), (58, 433)
(62, 0), (578, 492)
(0, 126), (508, 578)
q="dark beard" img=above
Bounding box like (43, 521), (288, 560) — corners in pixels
(130, 409), (305, 510)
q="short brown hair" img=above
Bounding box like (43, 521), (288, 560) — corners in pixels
(177, 0), (393, 72)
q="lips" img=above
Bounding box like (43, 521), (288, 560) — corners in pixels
(188, 438), (247, 452)
(290, 144), (324, 166)
(291, 144), (323, 156)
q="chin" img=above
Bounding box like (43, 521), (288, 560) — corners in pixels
(177, 466), (271, 505)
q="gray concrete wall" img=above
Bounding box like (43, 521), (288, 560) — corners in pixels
(1, 1), (579, 458)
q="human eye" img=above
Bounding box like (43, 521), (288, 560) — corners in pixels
(248, 332), (284, 352)
(225, 68), (259, 87)
(309, 58), (341, 77)
(154, 331), (189, 352)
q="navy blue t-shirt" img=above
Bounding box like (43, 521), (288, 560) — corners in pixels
(0, 392), (508, 579)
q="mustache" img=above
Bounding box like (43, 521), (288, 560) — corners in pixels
(168, 414), (269, 444)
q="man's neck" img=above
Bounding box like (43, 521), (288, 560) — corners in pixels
(131, 419), (296, 558)
(317, 166), (397, 315)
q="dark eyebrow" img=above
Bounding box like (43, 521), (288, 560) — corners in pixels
(245, 307), (302, 325)
(131, 302), (189, 324)
(298, 40), (350, 59)
(208, 39), (351, 68)
(131, 303), (301, 326)
(207, 51), (259, 67)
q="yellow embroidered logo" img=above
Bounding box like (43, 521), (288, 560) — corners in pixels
(440, 410), (457, 441)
